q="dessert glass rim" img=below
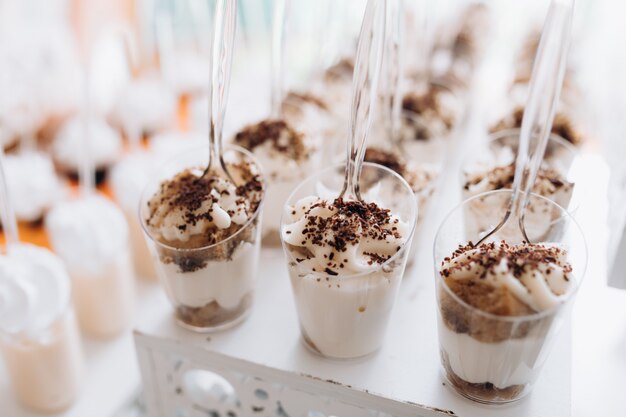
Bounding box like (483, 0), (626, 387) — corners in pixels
(433, 188), (588, 322)
(138, 144), (266, 252)
(281, 161), (418, 280)
(489, 128), (578, 156)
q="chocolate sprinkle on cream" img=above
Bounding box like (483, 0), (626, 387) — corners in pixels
(234, 119), (309, 161)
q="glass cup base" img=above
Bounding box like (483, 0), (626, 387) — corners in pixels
(440, 350), (531, 405)
(300, 331), (381, 361)
(172, 294), (254, 333)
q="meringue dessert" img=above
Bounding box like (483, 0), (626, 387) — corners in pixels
(52, 115), (122, 184)
(111, 76), (177, 140)
(282, 196), (412, 358)
(3, 151), (62, 226)
(438, 240), (574, 402)
(234, 119), (318, 242)
(142, 157), (264, 331)
(46, 194), (134, 337)
(0, 244), (83, 413)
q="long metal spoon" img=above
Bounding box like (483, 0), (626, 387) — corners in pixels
(339, 0), (387, 201)
(474, 0), (574, 246)
(202, 0), (237, 181)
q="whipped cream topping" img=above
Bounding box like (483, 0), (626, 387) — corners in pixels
(145, 163), (263, 246)
(53, 116), (122, 169)
(0, 244), (70, 336)
(464, 163), (573, 198)
(46, 195), (129, 275)
(4, 151), (63, 222)
(282, 197), (410, 275)
(111, 77), (177, 135)
(441, 241), (573, 313)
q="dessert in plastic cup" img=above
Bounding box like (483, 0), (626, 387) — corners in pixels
(140, 146), (265, 332)
(46, 194), (135, 338)
(433, 190), (586, 403)
(233, 119), (319, 244)
(0, 244), (84, 413)
(281, 162), (417, 359)
(462, 129), (577, 240)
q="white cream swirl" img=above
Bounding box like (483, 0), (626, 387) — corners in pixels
(441, 241), (573, 312)
(4, 151), (63, 222)
(53, 116), (122, 169)
(0, 244), (70, 336)
(282, 196), (410, 274)
(46, 195), (129, 275)
(146, 166), (262, 244)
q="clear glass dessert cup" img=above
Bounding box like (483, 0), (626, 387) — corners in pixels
(281, 162), (418, 359)
(461, 128), (578, 210)
(1, 300), (83, 413)
(139, 146), (265, 333)
(433, 190), (587, 404)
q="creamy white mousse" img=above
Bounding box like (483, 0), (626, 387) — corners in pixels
(438, 241), (573, 393)
(111, 76), (177, 138)
(52, 115), (122, 178)
(234, 119), (319, 240)
(143, 161), (264, 330)
(46, 195), (134, 337)
(3, 151), (63, 223)
(0, 244), (83, 413)
(282, 196), (411, 358)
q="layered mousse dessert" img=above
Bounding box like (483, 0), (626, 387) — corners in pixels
(400, 82), (462, 144)
(3, 151), (62, 227)
(46, 194), (135, 338)
(463, 163), (573, 242)
(0, 244), (83, 412)
(490, 107), (583, 146)
(437, 240), (574, 402)
(282, 195), (413, 358)
(141, 156), (264, 331)
(234, 119), (318, 241)
(110, 131), (205, 279)
(52, 115), (123, 184)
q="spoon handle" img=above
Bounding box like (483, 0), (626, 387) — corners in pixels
(341, 0), (387, 200)
(510, 0), (573, 227)
(209, 0), (238, 175)
(271, 0), (289, 119)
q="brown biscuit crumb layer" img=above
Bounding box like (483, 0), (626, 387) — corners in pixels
(324, 58), (354, 82)
(441, 349), (526, 402)
(234, 119), (309, 161)
(176, 293), (253, 329)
